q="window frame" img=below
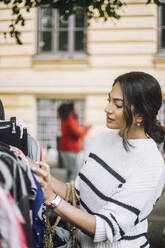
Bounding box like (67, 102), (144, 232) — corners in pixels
(157, 5), (165, 55)
(37, 7), (88, 58)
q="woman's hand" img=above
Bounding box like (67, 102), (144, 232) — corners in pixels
(31, 161), (56, 204)
(27, 156), (67, 200)
(28, 158), (96, 235)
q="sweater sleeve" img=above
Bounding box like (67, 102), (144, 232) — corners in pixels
(67, 117), (89, 139)
(93, 164), (165, 243)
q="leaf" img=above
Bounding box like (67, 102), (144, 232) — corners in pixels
(12, 5), (20, 15)
(154, 0), (165, 5)
(97, 6), (104, 18)
(3, 0), (11, 4)
(15, 31), (23, 44)
(2, 0), (11, 4)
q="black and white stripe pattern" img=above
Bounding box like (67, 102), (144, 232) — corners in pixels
(75, 130), (165, 247)
(79, 172), (140, 216)
(89, 153), (126, 184)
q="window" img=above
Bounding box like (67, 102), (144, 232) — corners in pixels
(38, 7), (87, 57)
(37, 99), (85, 150)
(158, 6), (165, 54)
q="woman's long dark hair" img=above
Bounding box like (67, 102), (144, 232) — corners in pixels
(113, 71), (165, 151)
(0, 100), (5, 120)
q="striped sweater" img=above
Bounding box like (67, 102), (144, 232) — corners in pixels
(75, 129), (165, 248)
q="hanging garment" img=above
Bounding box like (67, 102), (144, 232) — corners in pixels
(0, 120), (46, 248)
(0, 117), (28, 155)
(0, 187), (28, 248)
(0, 144), (35, 248)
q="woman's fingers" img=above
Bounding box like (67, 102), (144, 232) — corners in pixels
(32, 166), (48, 181)
(31, 167), (49, 190)
(26, 157), (50, 174)
(31, 166), (54, 202)
(35, 161), (50, 172)
(26, 156), (40, 169)
(30, 161), (51, 184)
(34, 174), (46, 189)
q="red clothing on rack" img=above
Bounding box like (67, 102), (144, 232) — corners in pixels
(59, 115), (90, 153)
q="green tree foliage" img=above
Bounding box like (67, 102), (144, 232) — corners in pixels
(0, 0), (165, 44)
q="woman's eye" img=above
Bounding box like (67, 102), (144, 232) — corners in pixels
(116, 105), (123, 108)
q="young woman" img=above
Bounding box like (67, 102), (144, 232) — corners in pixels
(32, 72), (165, 248)
(58, 102), (91, 181)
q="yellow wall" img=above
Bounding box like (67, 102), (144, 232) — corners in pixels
(0, 0), (165, 138)
(0, 95), (37, 136)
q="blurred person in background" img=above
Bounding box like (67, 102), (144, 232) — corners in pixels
(58, 102), (91, 181)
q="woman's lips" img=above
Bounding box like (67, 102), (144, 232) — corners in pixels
(107, 116), (114, 123)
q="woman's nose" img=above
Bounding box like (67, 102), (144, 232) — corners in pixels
(105, 103), (113, 114)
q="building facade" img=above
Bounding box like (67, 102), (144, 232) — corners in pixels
(0, 0), (165, 152)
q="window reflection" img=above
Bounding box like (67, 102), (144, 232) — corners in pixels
(59, 31), (68, 51)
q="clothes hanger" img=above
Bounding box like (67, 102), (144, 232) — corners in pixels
(0, 117), (16, 134)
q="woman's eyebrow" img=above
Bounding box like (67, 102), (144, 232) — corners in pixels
(114, 98), (123, 102)
(108, 93), (123, 102)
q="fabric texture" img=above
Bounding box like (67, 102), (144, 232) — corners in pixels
(75, 129), (165, 248)
(0, 144), (35, 248)
(0, 187), (28, 248)
(0, 124), (28, 155)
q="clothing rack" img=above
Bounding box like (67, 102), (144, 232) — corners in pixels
(0, 142), (35, 248)
(0, 115), (46, 248)
(0, 117), (28, 155)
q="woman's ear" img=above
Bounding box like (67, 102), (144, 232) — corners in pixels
(135, 114), (143, 127)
